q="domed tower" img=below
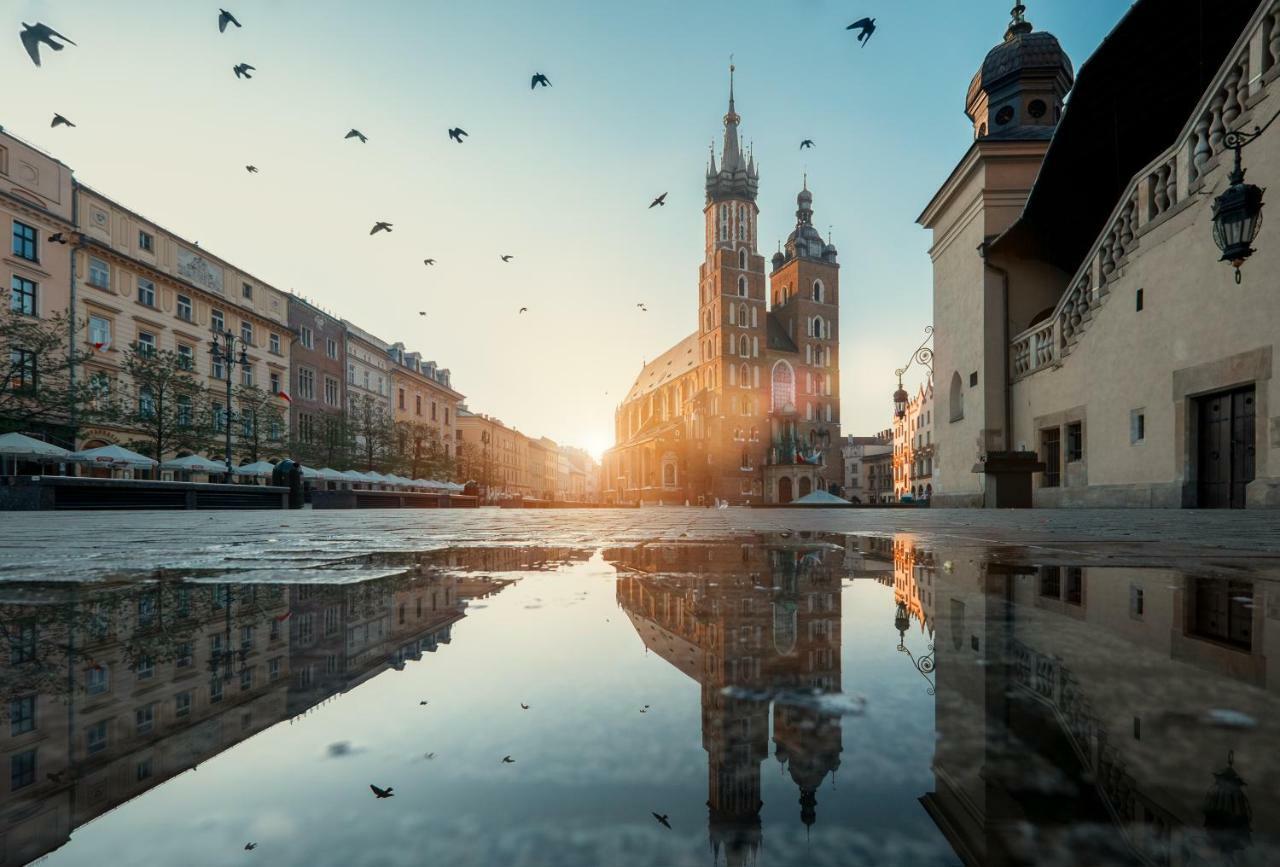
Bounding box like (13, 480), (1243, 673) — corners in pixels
(966, 3), (1074, 140)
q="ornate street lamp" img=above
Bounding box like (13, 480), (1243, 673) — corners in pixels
(1202, 749), (1252, 859)
(893, 326), (934, 419)
(893, 600), (936, 695)
(208, 328), (253, 475)
(1212, 123), (1270, 284)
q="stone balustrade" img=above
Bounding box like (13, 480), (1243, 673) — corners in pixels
(1010, 0), (1279, 383)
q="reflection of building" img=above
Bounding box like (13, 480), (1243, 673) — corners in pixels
(0, 563), (506, 867)
(922, 543), (1280, 865)
(603, 69), (842, 506)
(921, 0), (1279, 508)
(611, 539), (844, 863)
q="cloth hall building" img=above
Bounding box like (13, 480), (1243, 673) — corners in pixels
(602, 73), (843, 505)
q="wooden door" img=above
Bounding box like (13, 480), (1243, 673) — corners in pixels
(1197, 386), (1256, 508)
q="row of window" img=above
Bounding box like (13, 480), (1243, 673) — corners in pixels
(297, 325), (339, 359)
(396, 388), (451, 423)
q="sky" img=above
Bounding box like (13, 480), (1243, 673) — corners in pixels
(6, 0), (1127, 458)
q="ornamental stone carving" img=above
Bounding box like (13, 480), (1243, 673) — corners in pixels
(176, 248), (224, 295)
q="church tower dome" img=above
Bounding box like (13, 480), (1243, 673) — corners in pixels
(965, 3), (1073, 141)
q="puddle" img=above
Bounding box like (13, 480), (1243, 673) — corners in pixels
(0, 534), (1275, 866)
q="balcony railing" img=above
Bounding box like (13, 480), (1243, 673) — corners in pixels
(1010, 0), (1280, 383)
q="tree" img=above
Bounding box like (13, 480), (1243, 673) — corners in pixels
(234, 385), (287, 464)
(349, 395), (394, 471)
(117, 345), (213, 462)
(0, 306), (93, 443)
(288, 409), (351, 470)
(392, 420), (454, 481)
(456, 429), (496, 489)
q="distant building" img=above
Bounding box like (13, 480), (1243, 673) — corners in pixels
(287, 294), (346, 456)
(603, 69), (842, 504)
(893, 381), (934, 500)
(841, 430), (893, 503)
(387, 342), (463, 462)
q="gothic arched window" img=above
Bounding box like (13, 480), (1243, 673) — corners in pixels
(771, 361), (795, 412)
(738, 248), (747, 270)
(813, 280), (824, 303)
(740, 363), (749, 388)
(739, 336), (749, 357)
(737, 276), (747, 297)
(738, 303), (748, 326)
(949, 371), (964, 422)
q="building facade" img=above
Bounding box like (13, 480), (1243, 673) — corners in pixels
(287, 294), (346, 458)
(2, 129), (76, 446)
(921, 0), (1279, 508)
(893, 381), (935, 500)
(73, 186), (291, 460)
(840, 431), (893, 503)
(603, 71), (843, 505)
(388, 342), (462, 462)
(455, 408), (530, 498)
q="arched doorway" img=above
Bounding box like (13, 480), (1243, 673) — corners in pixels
(799, 477), (812, 498)
(778, 476), (794, 504)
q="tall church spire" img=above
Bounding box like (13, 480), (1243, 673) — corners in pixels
(722, 62), (743, 171)
(705, 61), (758, 204)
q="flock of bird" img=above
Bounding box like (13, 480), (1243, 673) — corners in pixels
(18, 8), (883, 324)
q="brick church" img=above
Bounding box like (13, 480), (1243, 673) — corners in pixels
(602, 70), (843, 505)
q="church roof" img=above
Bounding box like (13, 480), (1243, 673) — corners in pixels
(623, 331), (699, 403)
(766, 313), (797, 353)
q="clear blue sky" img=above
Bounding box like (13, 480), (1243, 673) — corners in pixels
(7, 0), (1128, 457)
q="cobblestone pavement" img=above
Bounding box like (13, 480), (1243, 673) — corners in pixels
(4, 506), (1280, 582)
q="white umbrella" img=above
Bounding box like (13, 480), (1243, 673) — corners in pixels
(298, 465), (326, 480)
(68, 444), (158, 468)
(0, 432), (71, 461)
(233, 460), (276, 478)
(161, 454), (228, 473)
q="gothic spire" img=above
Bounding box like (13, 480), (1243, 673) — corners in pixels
(705, 62), (758, 204)
(722, 61), (743, 171)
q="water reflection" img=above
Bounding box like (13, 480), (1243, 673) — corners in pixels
(0, 535), (1275, 866)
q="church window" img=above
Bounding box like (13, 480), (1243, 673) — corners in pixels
(738, 303), (747, 326)
(771, 361), (795, 412)
(739, 336), (748, 357)
(813, 280), (824, 303)
(1028, 99), (1047, 119)
(740, 363), (749, 388)
(995, 105), (1014, 126)
(737, 276), (747, 297)
(738, 249), (747, 270)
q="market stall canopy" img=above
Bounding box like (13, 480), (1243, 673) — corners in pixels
(0, 432), (71, 462)
(160, 454), (228, 473)
(68, 444), (158, 468)
(791, 490), (850, 506)
(233, 460), (277, 477)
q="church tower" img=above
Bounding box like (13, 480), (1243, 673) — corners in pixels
(696, 65), (769, 503)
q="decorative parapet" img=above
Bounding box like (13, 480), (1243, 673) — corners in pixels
(1010, 0), (1280, 383)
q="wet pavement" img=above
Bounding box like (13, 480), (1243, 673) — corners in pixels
(0, 510), (1277, 866)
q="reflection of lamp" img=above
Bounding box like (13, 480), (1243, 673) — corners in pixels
(894, 600), (910, 647)
(1203, 750), (1252, 857)
(893, 599), (935, 695)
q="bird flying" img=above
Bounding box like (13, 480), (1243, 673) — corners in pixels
(244, 843), (257, 851)
(520, 703), (529, 710)
(370, 784), (394, 798)
(652, 813), (671, 829)
(448, 128), (468, 143)
(233, 63), (255, 79)
(370, 222), (392, 235)
(800, 139), (815, 149)
(501, 756), (516, 764)
(531, 73), (551, 89)
(423, 258), (436, 266)
(20, 23), (76, 67)
(500, 255), (513, 262)
(418, 311), (427, 316)
(424, 752), (436, 760)
(649, 193), (667, 208)
(419, 699), (428, 704)
(345, 129), (367, 143)
(245, 165), (258, 173)
(518, 307), (528, 314)
(847, 17), (876, 46)
(51, 114), (74, 128)
(218, 9), (241, 32)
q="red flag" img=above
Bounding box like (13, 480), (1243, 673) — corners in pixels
(276, 390), (292, 403)
(92, 342), (109, 352)
(274, 610), (292, 622)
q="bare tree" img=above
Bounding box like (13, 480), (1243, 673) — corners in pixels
(0, 306), (93, 444)
(116, 345), (213, 462)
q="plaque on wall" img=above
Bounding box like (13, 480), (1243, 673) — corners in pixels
(176, 248), (224, 294)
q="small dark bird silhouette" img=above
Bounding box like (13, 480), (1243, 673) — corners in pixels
(424, 752), (436, 760)
(847, 17), (876, 46)
(20, 23), (76, 67)
(418, 311), (426, 316)
(500, 255), (513, 262)
(800, 139), (815, 149)
(652, 813), (672, 829)
(48, 233), (68, 244)
(518, 307), (528, 314)
(448, 128), (468, 143)
(520, 703), (529, 710)
(501, 755), (515, 764)
(649, 193), (667, 208)
(233, 63), (255, 79)
(419, 700), (428, 705)
(218, 9), (241, 32)
(423, 258), (435, 266)
(345, 129), (367, 143)
(531, 73), (551, 89)
(370, 222), (392, 235)
(51, 114), (75, 128)
(244, 843), (257, 851)
(245, 165), (258, 173)
(370, 784), (394, 798)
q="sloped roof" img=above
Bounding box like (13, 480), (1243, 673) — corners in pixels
(624, 332), (699, 403)
(766, 312), (798, 353)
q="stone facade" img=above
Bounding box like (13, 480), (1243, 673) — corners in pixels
(921, 0), (1279, 508)
(603, 72), (842, 505)
(893, 382), (935, 501)
(388, 342), (462, 461)
(287, 294), (346, 452)
(841, 431), (893, 503)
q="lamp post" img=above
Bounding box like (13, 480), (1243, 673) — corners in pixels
(1212, 121), (1271, 284)
(894, 600), (936, 695)
(208, 328), (252, 475)
(893, 326), (934, 419)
